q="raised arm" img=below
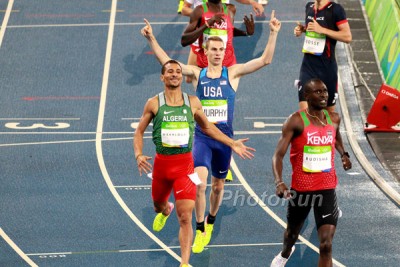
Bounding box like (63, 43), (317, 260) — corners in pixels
(141, 19), (200, 80)
(141, 18), (171, 65)
(229, 10), (280, 82)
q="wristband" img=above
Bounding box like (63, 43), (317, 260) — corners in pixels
(275, 181), (285, 188)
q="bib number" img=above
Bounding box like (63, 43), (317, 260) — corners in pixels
(302, 31), (326, 55)
(161, 122), (189, 147)
(201, 99), (228, 124)
(302, 145), (332, 172)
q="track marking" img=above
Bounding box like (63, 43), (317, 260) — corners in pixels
(94, 0), (183, 265)
(0, 228), (38, 267)
(231, 158), (346, 267)
(0, 137), (133, 147)
(0, 0), (14, 47)
(6, 20), (301, 29)
(25, 241), (305, 257)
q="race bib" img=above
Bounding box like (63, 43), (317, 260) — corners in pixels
(302, 31), (326, 55)
(302, 145), (332, 172)
(202, 28), (228, 49)
(201, 99), (228, 124)
(161, 121), (190, 147)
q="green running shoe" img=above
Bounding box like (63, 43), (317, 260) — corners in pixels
(153, 202), (174, 232)
(192, 230), (206, 253)
(203, 223), (214, 246)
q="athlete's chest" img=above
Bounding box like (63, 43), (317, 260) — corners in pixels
(303, 126), (335, 146)
(197, 78), (232, 98)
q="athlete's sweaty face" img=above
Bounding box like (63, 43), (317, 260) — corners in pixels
(205, 40), (225, 66)
(161, 62), (182, 89)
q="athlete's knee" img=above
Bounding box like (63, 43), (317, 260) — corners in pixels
(196, 183), (207, 195)
(211, 181), (224, 195)
(319, 239), (333, 255)
(177, 210), (192, 225)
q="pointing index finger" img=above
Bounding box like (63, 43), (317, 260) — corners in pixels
(271, 10), (275, 20)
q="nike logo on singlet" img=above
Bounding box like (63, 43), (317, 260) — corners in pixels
(307, 131), (319, 137)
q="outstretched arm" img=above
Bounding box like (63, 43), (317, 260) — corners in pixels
(141, 18), (171, 66)
(229, 10), (280, 82)
(191, 96), (255, 159)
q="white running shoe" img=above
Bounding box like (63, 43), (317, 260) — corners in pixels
(270, 246), (295, 267)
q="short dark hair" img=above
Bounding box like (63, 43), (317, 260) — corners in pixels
(205, 36), (224, 50)
(303, 78), (326, 94)
(161, 59), (182, 74)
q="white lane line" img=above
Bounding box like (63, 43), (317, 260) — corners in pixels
(6, 20), (300, 29)
(94, 0), (182, 265)
(0, 228), (38, 267)
(230, 158), (346, 267)
(0, 0), (14, 47)
(0, 137), (133, 147)
(0, 130), (276, 146)
(25, 242), (305, 256)
(27, 243), (306, 256)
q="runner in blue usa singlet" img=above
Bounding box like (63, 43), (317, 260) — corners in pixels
(193, 66), (235, 178)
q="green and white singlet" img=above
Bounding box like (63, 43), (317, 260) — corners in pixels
(152, 92), (194, 155)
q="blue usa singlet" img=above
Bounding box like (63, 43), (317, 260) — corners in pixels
(195, 66), (235, 138)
